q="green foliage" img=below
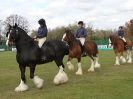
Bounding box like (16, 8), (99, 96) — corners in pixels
(47, 26), (66, 40)
(30, 30), (37, 38)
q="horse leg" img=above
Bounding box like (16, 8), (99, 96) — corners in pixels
(53, 59), (68, 85)
(120, 52), (126, 63)
(127, 50), (132, 63)
(114, 53), (120, 65)
(75, 58), (83, 75)
(94, 56), (101, 69)
(15, 65), (29, 92)
(67, 57), (74, 70)
(126, 50), (130, 60)
(88, 56), (95, 72)
(30, 65), (44, 89)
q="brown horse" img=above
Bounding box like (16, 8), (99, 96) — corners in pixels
(109, 34), (132, 65)
(62, 29), (100, 75)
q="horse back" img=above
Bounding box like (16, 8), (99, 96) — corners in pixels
(41, 40), (69, 59)
(85, 40), (98, 54)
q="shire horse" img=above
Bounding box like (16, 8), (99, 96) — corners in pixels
(6, 24), (69, 92)
(62, 29), (100, 75)
(109, 34), (132, 65)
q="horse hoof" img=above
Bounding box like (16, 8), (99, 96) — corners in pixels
(67, 62), (74, 71)
(15, 84), (29, 92)
(53, 71), (68, 85)
(33, 76), (44, 89)
(88, 69), (95, 72)
(68, 65), (74, 71)
(94, 64), (101, 68)
(127, 60), (132, 63)
(114, 64), (120, 66)
(121, 60), (126, 63)
(75, 72), (83, 75)
(122, 61), (126, 64)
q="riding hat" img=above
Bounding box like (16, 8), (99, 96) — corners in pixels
(38, 19), (46, 26)
(78, 21), (84, 25)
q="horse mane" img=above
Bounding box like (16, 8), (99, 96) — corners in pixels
(17, 26), (34, 42)
(65, 29), (75, 41)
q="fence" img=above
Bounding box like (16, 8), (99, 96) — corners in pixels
(0, 44), (16, 52)
(0, 45), (112, 52)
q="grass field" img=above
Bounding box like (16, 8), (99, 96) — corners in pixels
(0, 51), (133, 99)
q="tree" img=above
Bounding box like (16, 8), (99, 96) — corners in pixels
(0, 20), (3, 42)
(30, 30), (37, 38)
(125, 19), (133, 38)
(4, 14), (29, 34)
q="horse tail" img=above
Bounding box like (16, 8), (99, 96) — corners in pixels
(63, 42), (69, 55)
(85, 41), (99, 57)
(95, 42), (99, 54)
(93, 42), (99, 57)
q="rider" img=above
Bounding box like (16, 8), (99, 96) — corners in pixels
(75, 21), (87, 56)
(36, 19), (48, 48)
(117, 26), (128, 49)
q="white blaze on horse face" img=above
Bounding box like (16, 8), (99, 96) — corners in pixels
(33, 76), (44, 88)
(15, 80), (29, 92)
(76, 62), (83, 75)
(62, 33), (66, 41)
(6, 33), (10, 47)
(53, 66), (68, 85)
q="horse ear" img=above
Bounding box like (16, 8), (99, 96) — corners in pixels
(14, 23), (18, 28)
(7, 24), (12, 29)
(65, 27), (71, 34)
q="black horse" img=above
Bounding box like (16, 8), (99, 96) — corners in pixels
(6, 24), (69, 92)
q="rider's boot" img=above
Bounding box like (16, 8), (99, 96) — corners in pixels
(82, 46), (87, 57)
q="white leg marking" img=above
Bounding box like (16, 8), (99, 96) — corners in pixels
(62, 33), (66, 41)
(67, 61), (74, 70)
(127, 51), (132, 63)
(114, 56), (120, 65)
(88, 59), (95, 72)
(120, 56), (126, 63)
(15, 80), (29, 92)
(108, 38), (112, 48)
(76, 62), (83, 75)
(94, 57), (101, 68)
(33, 76), (44, 89)
(126, 50), (130, 60)
(53, 66), (68, 85)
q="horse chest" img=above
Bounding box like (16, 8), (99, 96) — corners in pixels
(16, 51), (39, 64)
(69, 45), (81, 57)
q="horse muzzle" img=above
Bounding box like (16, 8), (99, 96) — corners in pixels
(6, 40), (14, 47)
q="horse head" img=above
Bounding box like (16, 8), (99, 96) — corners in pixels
(62, 28), (75, 44)
(6, 23), (26, 47)
(109, 34), (118, 45)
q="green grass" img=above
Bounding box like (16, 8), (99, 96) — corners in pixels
(0, 51), (133, 99)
